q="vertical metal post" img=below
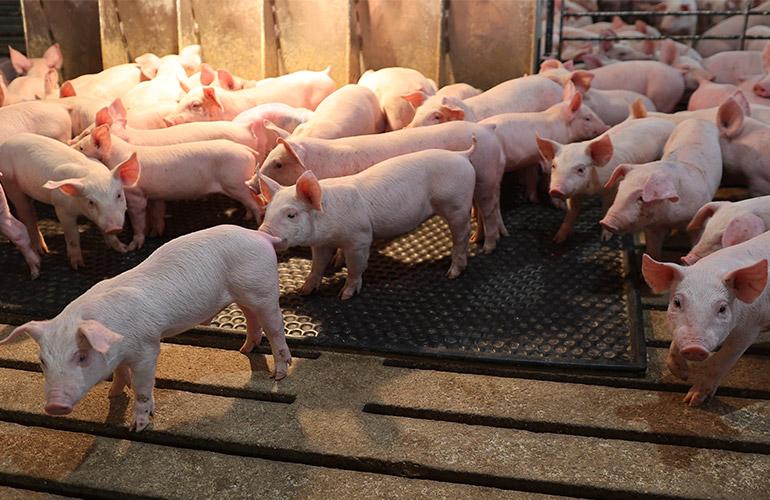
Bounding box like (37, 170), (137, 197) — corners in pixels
(739, 1), (751, 51)
(557, 0), (564, 60)
(544, 0), (554, 56)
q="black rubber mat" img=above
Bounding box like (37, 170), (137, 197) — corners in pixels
(0, 189), (646, 371)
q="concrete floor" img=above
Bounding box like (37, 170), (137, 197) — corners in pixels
(0, 305), (768, 499)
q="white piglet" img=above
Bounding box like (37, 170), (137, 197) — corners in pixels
(684, 196), (770, 264)
(74, 125), (261, 250)
(0, 174), (40, 278)
(257, 146), (477, 300)
(0, 133), (139, 269)
(642, 234), (770, 406)
(0, 225), (291, 431)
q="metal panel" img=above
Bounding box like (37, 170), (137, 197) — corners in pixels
(444, 0), (536, 89)
(356, 0), (443, 84)
(21, 0), (101, 80)
(272, 0), (356, 83)
(178, 0), (270, 79)
(99, 0), (178, 68)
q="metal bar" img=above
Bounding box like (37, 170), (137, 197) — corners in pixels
(544, 0), (553, 56)
(739, 1), (752, 51)
(562, 9), (770, 17)
(562, 35), (770, 41)
(557, 0), (564, 60)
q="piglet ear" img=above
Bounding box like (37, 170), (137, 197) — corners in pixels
(642, 254), (683, 293)
(659, 39), (678, 66)
(604, 164), (632, 189)
(539, 59), (561, 72)
(246, 182), (268, 210)
(0, 321), (46, 345)
(113, 152), (141, 187)
(202, 87), (224, 112)
(723, 259), (768, 304)
(91, 124), (112, 153)
(199, 64), (216, 86)
(535, 134), (560, 162)
(9, 46), (31, 74)
(721, 212), (766, 248)
(587, 134), (613, 166)
(402, 90), (426, 109)
(687, 201), (724, 232)
(42, 178), (86, 197)
(262, 119), (290, 140)
(717, 97), (745, 139)
(278, 138), (307, 168)
(562, 86), (582, 121)
(44, 43), (63, 69)
(95, 107), (112, 127)
(295, 170), (322, 211)
(44, 68), (59, 98)
(217, 69), (236, 90)
(78, 320), (123, 354)
(259, 173), (282, 202)
(570, 70), (594, 94)
(642, 171), (679, 203)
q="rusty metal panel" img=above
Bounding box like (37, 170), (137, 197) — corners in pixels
(178, 0), (270, 79)
(271, 0), (356, 84)
(356, 0), (443, 84)
(21, 0), (101, 80)
(99, 0), (178, 68)
(444, 0), (536, 89)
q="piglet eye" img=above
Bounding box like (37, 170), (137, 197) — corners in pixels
(275, 162), (282, 169)
(719, 305), (727, 314)
(116, 193), (122, 199)
(77, 351), (88, 364)
(287, 213), (295, 219)
(88, 200), (96, 207)
(673, 298), (681, 308)
(637, 196), (644, 204)
(577, 167), (585, 174)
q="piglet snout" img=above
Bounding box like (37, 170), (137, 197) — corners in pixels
(599, 218), (621, 234)
(681, 253), (700, 266)
(45, 401), (73, 415)
(549, 188), (566, 200)
(680, 344), (710, 362)
(104, 227), (123, 235)
(753, 82), (770, 98)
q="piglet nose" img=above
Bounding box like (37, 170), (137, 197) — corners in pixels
(680, 344), (710, 362)
(753, 83), (770, 98)
(45, 402), (73, 415)
(549, 188), (566, 200)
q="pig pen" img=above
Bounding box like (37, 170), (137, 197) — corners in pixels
(0, 1), (768, 498)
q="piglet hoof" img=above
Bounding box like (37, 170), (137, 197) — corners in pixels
(481, 240), (497, 255)
(339, 282), (361, 300)
(129, 415), (151, 432)
(298, 281), (319, 296)
(553, 227), (572, 244)
(683, 382), (717, 407)
(127, 236), (145, 252)
(550, 198), (566, 210)
(239, 338), (257, 354)
(270, 350), (293, 380)
(69, 253), (85, 271)
(28, 261), (41, 280)
(446, 264), (465, 279)
(600, 229), (614, 242)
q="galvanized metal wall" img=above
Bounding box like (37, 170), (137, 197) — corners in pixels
(20, 0), (536, 89)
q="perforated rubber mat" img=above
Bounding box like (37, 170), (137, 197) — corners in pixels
(0, 189), (645, 371)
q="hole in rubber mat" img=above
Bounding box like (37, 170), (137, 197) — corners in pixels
(0, 187), (645, 371)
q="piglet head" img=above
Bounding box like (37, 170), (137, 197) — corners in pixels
(643, 254), (768, 360)
(73, 123), (111, 160)
(0, 318), (123, 415)
(558, 84), (609, 141)
(164, 86), (224, 125)
(259, 138), (308, 186)
(546, 133), (613, 200)
(258, 170), (322, 250)
(600, 166), (678, 234)
(43, 154), (139, 235)
(683, 201), (730, 265)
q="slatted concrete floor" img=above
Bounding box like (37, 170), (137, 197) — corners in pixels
(0, 305), (769, 499)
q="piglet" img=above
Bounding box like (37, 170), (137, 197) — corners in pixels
(590, 60), (685, 113)
(715, 96), (770, 195)
(0, 133), (139, 268)
(685, 196), (770, 264)
(0, 225), (291, 431)
(257, 145), (476, 299)
(0, 100), (71, 144)
(539, 113), (675, 243)
(287, 84), (385, 139)
(642, 236), (770, 405)
(73, 125), (261, 249)
(0, 174), (40, 278)
(358, 67), (437, 130)
(164, 68), (336, 124)
(8, 43), (62, 78)
(600, 119), (723, 260)
(406, 75), (564, 127)
(480, 82), (609, 173)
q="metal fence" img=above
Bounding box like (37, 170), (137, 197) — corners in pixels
(540, 0), (770, 61)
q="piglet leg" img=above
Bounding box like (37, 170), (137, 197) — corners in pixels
(55, 207), (85, 270)
(109, 364), (132, 397)
(300, 246), (336, 295)
(339, 245), (370, 300)
(666, 341), (689, 381)
(246, 303), (291, 380)
(554, 196), (582, 244)
(125, 191), (148, 251)
(683, 327), (758, 406)
(129, 345), (159, 432)
(0, 189), (40, 278)
(3, 181), (47, 255)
